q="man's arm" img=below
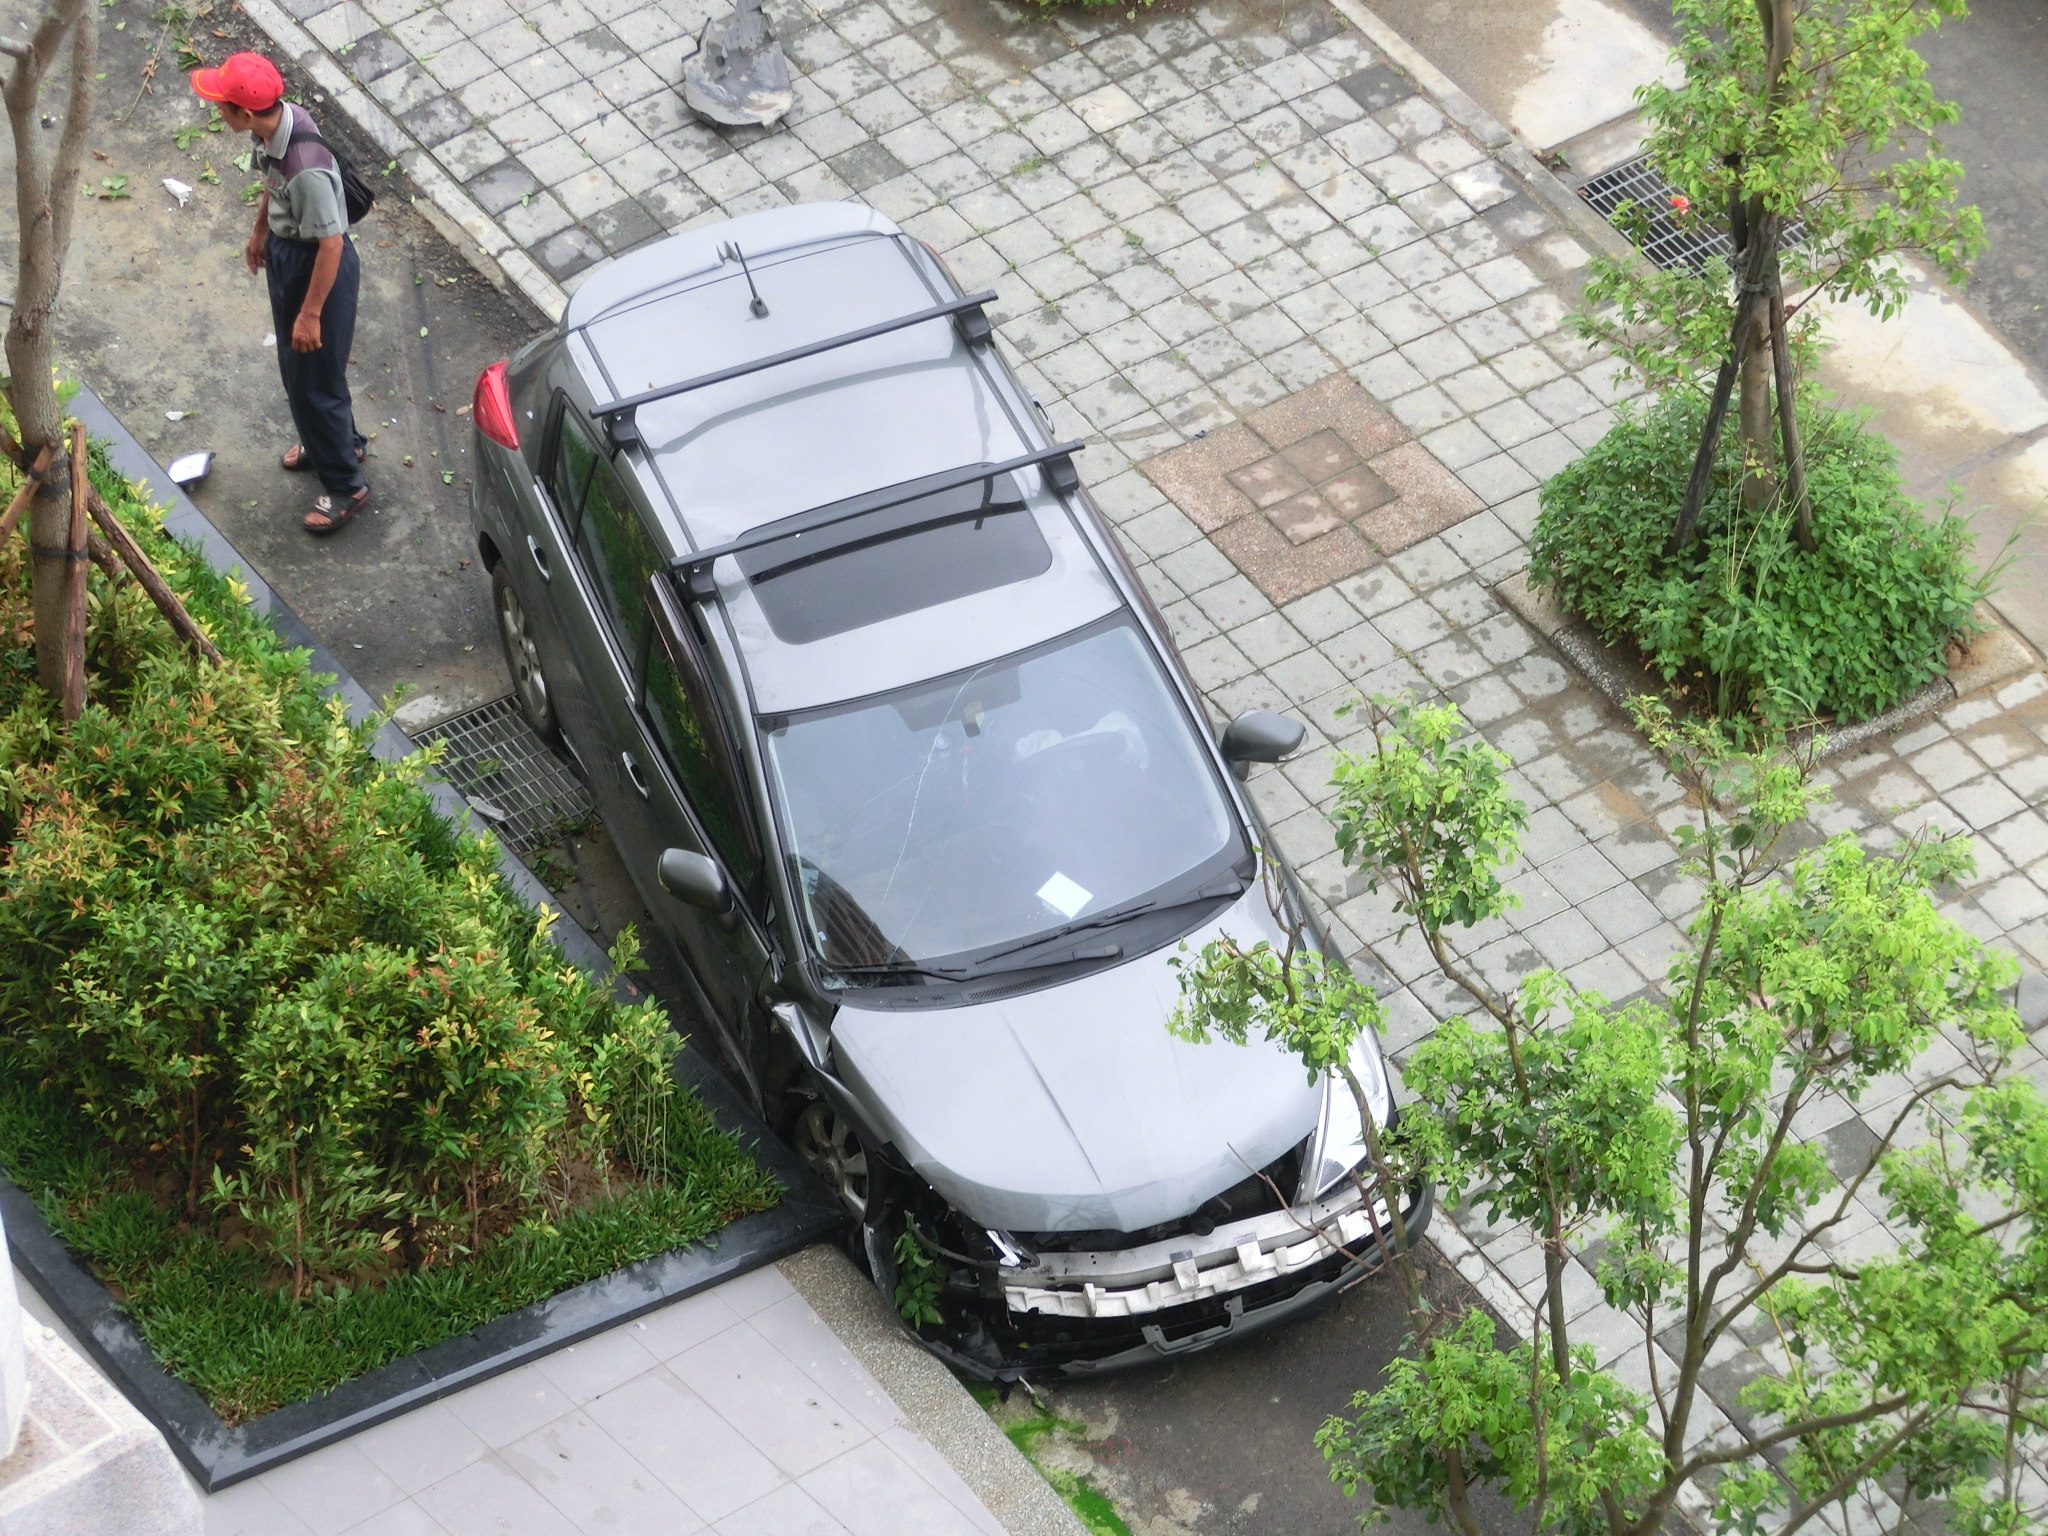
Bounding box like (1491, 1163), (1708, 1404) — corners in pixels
(291, 233), (345, 353)
(245, 188), (270, 273)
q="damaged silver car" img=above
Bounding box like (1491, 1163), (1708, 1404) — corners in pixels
(469, 201), (1430, 1378)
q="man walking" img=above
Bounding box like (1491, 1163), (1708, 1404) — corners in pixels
(190, 53), (369, 534)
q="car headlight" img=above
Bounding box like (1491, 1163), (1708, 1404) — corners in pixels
(1295, 1029), (1393, 1204)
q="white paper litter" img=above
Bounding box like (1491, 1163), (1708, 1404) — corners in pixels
(162, 177), (192, 207)
(263, 333), (276, 347)
(164, 409), (186, 421)
(1037, 872), (1092, 919)
(166, 450), (212, 485)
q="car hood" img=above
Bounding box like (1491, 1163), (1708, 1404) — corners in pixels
(826, 886), (1323, 1233)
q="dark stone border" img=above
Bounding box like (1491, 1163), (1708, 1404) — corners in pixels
(1, 386), (845, 1492)
(1493, 572), (2040, 761)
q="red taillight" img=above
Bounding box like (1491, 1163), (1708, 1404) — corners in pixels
(474, 360), (519, 450)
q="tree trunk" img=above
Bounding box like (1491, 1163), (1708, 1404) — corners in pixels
(2, 0), (97, 696)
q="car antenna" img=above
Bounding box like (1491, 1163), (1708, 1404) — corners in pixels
(720, 241), (769, 318)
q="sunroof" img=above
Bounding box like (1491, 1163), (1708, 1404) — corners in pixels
(736, 472), (1053, 644)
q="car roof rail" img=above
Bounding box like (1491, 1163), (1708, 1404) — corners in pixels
(587, 289), (999, 454)
(672, 440), (1085, 600)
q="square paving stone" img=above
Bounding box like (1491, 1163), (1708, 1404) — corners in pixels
(827, 140), (909, 191)
(587, 197), (664, 253)
(1336, 67), (1415, 119)
(537, 224), (607, 279)
(1226, 455), (1311, 508)
(468, 160), (540, 215)
(1279, 426), (1359, 480)
(401, 94), (473, 148)
(1266, 488), (1346, 544)
(1319, 461), (1396, 519)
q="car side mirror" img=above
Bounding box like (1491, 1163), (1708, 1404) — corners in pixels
(1220, 710), (1305, 779)
(658, 848), (735, 926)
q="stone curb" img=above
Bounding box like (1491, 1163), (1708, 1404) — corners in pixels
(779, 1245), (1090, 1536)
(12, 384), (845, 1494)
(236, 0), (569, 321)
(1495, 571), (2043, 760)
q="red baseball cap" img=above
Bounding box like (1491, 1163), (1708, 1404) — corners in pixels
(189, 52), (283, 110)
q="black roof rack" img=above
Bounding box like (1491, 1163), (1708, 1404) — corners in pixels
(673, 440), (1085, 600)
(590, 290), (998, 454)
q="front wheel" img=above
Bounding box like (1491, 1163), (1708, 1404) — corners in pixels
(789, 1099), (871, 1224)
(492, 564), (559, 742)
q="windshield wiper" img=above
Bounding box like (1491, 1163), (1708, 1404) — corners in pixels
(967, 877), (1249, 971)
(823, 959), (972, 983)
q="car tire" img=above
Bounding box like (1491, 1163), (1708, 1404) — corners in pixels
(492, 564), (560, 743)
(787, 1097), (872, 1225)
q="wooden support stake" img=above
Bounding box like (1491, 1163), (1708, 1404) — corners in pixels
(86, 532), (120, 582)
(60, 422), (89, 722)
(0, 443), (61, 545)
(84, 485), (223, 667)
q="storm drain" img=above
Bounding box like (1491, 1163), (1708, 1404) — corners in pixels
(1578, 153), (1806, 272)
(412, 694), (596, 856)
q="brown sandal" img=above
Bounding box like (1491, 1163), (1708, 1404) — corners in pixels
(283, 443), (367, 471)
(304, 486), (370, 535)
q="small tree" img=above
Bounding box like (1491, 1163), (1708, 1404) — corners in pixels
(1173, 697), (2043, 1536)
(2, 0), (97, 692)
(1576, 0), (1982, 552)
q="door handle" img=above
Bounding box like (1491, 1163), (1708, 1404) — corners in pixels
(526, 535), (551, 582)
(621, 751), (650, 799)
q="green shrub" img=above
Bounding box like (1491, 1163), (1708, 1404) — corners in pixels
(0, 432), (778, 1415)
(1529, 389), (1989, 726)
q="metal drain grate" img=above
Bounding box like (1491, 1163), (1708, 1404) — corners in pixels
(413, 695), (597, 856)
(1579, 154), (1805, 272)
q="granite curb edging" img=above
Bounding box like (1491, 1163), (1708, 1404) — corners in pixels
(1495, 570), (2044, 762)
(5, 384), (846, 1494)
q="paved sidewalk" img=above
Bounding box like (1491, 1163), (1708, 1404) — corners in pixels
(223, 0), (2048, 1527)
(19, 1260), (1014, 1536)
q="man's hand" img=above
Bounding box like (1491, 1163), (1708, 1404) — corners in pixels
(245, 228), (266, 273)
(291, 310), (322, 352)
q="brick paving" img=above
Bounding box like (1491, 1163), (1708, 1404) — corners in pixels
(229, 0), (2048, 1524)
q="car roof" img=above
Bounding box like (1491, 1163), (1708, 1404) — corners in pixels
(563, 204), (1122, 714)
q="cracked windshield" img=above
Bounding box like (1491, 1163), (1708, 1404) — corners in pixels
(765, 618), (1236, 970)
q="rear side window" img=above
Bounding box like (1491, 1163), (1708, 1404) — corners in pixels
(552, 411), (664, 652)
(644, 637), (760, 894)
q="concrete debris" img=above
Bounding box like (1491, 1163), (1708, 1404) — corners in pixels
(681, 0), (793, 128)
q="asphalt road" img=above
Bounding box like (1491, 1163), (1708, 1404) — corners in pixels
(1916, 0), (2048, 380)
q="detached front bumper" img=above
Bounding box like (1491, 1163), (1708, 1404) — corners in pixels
(945, 1175), (1433, 1378)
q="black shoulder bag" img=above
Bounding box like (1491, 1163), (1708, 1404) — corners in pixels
(283, 116), (377, 227)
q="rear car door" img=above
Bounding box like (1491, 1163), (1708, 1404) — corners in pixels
(506, 393), (613, 768)
(553, 409), (778, 1094)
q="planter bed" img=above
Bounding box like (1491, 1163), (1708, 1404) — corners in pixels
(1494, 571), (2038, 761)
(0, 386), (843, 1491)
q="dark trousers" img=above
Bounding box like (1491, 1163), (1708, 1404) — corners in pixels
(266, 233), (366, 498)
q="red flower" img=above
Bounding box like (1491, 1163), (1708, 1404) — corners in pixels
(1670, 195), (1692, 213)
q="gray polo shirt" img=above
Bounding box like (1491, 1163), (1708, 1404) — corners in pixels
(258, 104), (348, 242)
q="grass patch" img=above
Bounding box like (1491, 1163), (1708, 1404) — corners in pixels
(968, 1382), (1134, 1536)
(0, 429), (779, 1422)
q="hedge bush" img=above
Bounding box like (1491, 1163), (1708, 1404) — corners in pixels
(0, 433), (777, 1418)
(1529, 389), (1989, 726)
